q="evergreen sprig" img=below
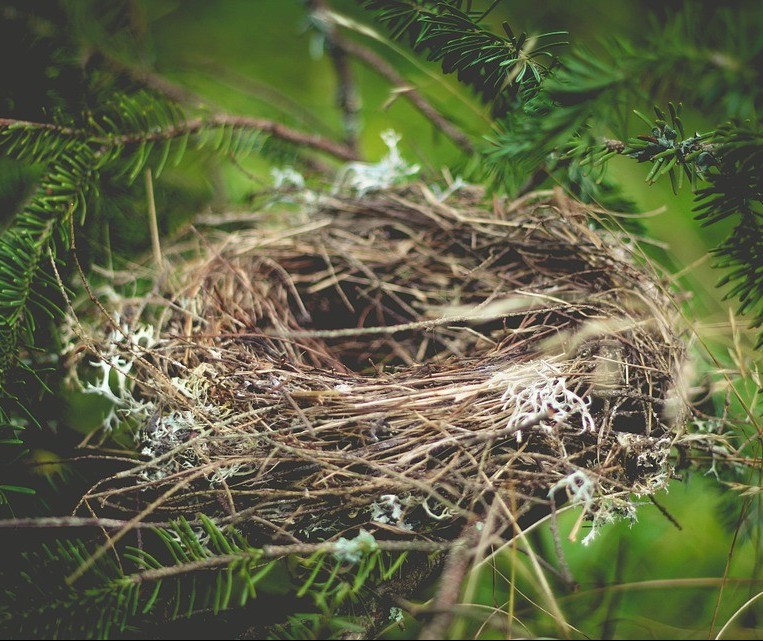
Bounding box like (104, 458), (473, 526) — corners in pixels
(2, 516), (279, 639)
(0, 90), (357, 406)
(624, 103), (713, 193)
(359, 0), (565, 116)
(1, 517), (409, 639)
(696, 122), (763, 343)
(0, 135), (96, 388)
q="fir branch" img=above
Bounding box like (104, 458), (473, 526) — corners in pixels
(359, 0), (565, 116)
(696, 122), (763, 344)
(623, 103), (712, 193)
(0, 140), (96, 385)
(0, 114), (359, 162)
(0, 516), (426, 639)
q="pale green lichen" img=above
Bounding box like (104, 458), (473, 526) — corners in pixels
(82, 315), (156, 432)
(389, 606), (405, 623)
(332, 529), (378, 564)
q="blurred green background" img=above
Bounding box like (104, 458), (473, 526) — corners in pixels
(1, 0), (761, 638)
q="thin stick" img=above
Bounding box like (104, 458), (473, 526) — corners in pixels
(0, 517), (169, 529)
(309, 0), (361, 154)
(318, 11), (474, 152)
(121, 539), (453, 586)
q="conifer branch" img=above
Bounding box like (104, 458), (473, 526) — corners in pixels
(0, 115), (359, 162)
(359, 0), (566, 116)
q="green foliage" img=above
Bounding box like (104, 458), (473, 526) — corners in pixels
(359, 0), (565, 116)
(477, 42), (638, 193)
(697, 122), (763, 344)
(0, 90), (310, 414)
(2, 516), (277, 639)
(641, 7), (763, 119)
(0, 517), (409, 640)
(612, 112), (763, 344)
(624, 103), (712, 193)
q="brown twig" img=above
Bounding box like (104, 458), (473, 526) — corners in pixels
(340, 38), (474, 152)
(316, 10), (474, 153)
(121, 539), (453, 586)
(309, 0), (361, 155)
(0, 516), (168, 529)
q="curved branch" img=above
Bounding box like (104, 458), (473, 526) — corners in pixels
(339, 37), (475, 153)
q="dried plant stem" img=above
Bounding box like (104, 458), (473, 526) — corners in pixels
(145, 168), (163, 269)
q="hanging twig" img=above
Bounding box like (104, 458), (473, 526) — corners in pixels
(314, 8), (475, 153)
(308, 0), (362, 155)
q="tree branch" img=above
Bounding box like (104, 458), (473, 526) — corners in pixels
(0, 114), (360, 162)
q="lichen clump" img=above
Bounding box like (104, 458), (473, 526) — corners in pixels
(74, 184), (687, 545)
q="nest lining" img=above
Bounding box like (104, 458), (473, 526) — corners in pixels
(77, 185), (686, 545)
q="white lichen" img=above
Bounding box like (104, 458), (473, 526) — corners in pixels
(137, 365), (232, 481)
(494, 361), (596, 443)
(139, 409), (201, 479)
(334, 130), (419, 196)
(271, 166), (305, 190)
(548, 470), (597, 512)
(421, 497), (452, 521)
(430, 176), (466, 202)
(82, 316), (157, 432)
(169, 363), (217, 401)
(581, 496), (639, 546)
(370, 494), (413, 530)
(548, 470), (643, 546)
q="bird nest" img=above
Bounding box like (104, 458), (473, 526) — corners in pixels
(74, 184), (687, 546)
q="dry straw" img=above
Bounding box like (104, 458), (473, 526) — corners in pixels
(74, 183), (688, 547)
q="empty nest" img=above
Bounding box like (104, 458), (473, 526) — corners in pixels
(76, 184), (687, 545)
